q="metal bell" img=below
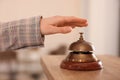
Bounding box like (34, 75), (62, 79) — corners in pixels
(60, 32), (103, 71)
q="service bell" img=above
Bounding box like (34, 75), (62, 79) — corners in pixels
(60, 32), (103, 70)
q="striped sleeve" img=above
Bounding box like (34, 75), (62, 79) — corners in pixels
(0, 16), (44, 51)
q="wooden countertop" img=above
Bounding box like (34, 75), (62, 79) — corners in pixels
(40, 55), (120, 80)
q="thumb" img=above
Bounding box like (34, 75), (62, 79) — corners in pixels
(50, 26), (73, 34)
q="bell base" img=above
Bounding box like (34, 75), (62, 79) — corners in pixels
(60, 60), (103, 71)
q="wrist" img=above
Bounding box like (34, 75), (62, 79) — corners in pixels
(40, 16), (44, 35)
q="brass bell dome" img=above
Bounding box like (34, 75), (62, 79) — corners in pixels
(69, 33), (95, 52)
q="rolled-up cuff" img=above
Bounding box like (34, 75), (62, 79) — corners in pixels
(17, 16), (45, 49)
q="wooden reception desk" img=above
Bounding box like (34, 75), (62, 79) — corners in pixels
(41, 55), (120, 80)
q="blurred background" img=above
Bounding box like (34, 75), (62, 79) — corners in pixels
(0, 0), (119, 80)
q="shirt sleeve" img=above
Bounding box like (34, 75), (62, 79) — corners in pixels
(0, 16), (44, 51)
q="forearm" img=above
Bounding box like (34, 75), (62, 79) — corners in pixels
(0, 16), (44, 51)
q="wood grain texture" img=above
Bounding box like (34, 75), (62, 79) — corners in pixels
(40, 55), (120, 80)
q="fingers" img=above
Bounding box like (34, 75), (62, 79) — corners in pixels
(64, 16), (87, 23)
(64, 22), (88, 27)
(56, 16), (88, 27)
(64, 16), (88, 27)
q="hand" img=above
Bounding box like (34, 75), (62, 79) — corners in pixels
(40, 16), (88, 35)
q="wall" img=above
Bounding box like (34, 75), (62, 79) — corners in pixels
(88, 0), (119, 56)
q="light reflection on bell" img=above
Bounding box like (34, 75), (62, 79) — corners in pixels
(60, 32), (103, 71)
